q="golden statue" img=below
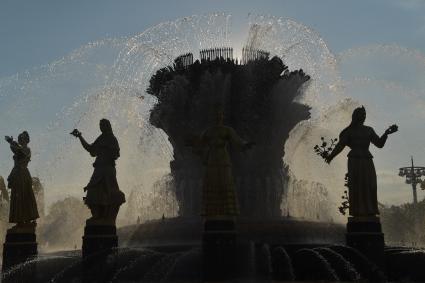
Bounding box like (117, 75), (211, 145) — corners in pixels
(189, 107), (253, 218)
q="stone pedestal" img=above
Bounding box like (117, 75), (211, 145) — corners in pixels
(81, 224), (118, 282)
(346, 216), (385, 268)
(82, 224), (118, 258)
(2, 230), (37, 273)
(202, 219), (237, 281)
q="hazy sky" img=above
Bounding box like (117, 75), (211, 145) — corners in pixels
(2, 0), (425, 77)
(1, 0), (425, 207)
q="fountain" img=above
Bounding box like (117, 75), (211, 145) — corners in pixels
(148, 47), (310, 218)
(112, 18), (348, 262)
(1, 13), (425, 282)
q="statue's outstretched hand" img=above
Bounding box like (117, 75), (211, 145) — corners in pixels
(325, 155), (333, 164)
(70, 129), (82, 138)
(385, 124), (398, 135)
(4, 136), (13, 143)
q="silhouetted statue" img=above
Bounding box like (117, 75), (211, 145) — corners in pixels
(4, 131), (39, 231)
(188, 106), (253, 217)
(71, 119), (125, 225)
(325, 106), (398, 217)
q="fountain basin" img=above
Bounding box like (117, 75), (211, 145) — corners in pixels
(121, 217), (345, 247)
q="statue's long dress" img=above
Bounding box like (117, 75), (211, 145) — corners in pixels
(84, 133), (125, 207)
(200, 126), (244, 217)
(340, 125), (387, 216)
(7, 144), (39, 223)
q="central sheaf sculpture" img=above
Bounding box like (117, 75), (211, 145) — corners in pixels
(71, 118), (125, 258)
(148, 49), (311, 218)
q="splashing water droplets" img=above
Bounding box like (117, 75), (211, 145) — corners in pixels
(3, 13), (412, 224)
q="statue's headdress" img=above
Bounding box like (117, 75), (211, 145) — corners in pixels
(100, 118), (113, 134)
(18, 131), (30, 144)
(213, 102), (224, 114)
(351, 106), (366, 126)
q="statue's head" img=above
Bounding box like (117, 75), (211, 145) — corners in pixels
(18, 131), (30, 146)
(100, 119), (113, 134)
(213, 104), (224, 125)
(351, 106), (366, 126)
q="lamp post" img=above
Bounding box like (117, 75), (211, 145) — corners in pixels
(399, 156), (425, 204)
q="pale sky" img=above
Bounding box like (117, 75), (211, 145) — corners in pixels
(2, 0), (425, 77)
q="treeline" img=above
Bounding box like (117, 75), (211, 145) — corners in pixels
(381, 200), (425, 247)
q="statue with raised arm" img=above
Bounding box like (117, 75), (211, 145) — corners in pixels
(71, 119), (125, 225)
(325, 106), (398, 217)
(4, 131), (39, 231)
(188, 106), (254, 218)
